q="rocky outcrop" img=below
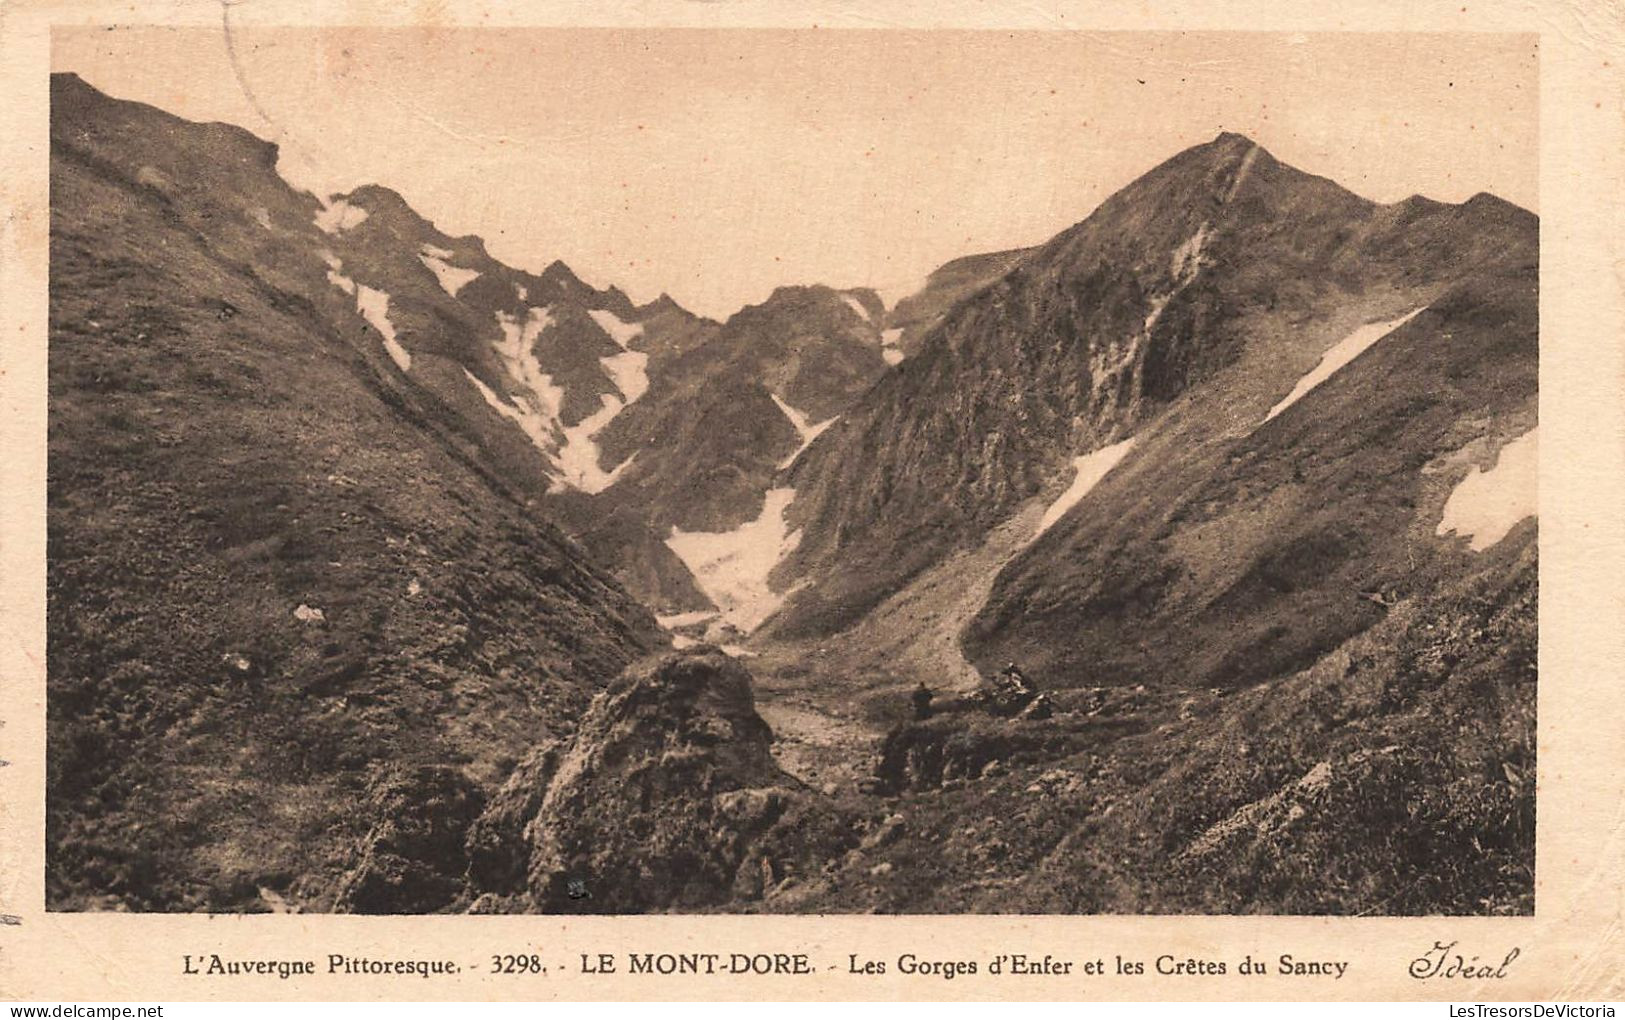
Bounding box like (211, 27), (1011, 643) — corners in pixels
(464, 741), (565, 896)
(336, 766), (486, 914)
(873, 710), (1085, 794)
(467, 649), (858, 912)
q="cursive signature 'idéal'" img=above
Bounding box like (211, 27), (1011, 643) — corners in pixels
(1409, 941), (1521, 980)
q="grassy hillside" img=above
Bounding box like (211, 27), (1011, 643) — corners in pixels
(968, 264), (1537, 691)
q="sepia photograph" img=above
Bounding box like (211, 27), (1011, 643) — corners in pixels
(40, 23), (1542, 922)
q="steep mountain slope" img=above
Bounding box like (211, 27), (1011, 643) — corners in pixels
(43, 74), (905, 632)
(997, 528), (1537, 915)
(728, 132), (1537, 915)
(596, 283), (889, 534)
(771, 133), (1536, 646)
(781, 527), (1534, 914)
(967, 257), (1536, 690)
(46, 73), (665, 911)
(882, 248), (1033, 361)
(582, 284), (891, 625)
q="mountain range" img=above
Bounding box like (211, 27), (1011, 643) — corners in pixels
(46, 73), (1536, 914)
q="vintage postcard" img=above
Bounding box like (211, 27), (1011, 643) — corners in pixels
(0, 0), (1621, 1002)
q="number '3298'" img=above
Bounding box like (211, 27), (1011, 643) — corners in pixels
(490, 953), (546, 974)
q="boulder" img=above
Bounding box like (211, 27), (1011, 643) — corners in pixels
(464, 740), (564, 894)
(471, 649), (856, 912)
(860, 813), (907, 850)
(335, 765), (485, 914)
(874, 714), (1056, 793)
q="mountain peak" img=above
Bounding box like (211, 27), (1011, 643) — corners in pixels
(765, 283), (826, 303)
(1397, 193), (1449, 211)
(541, 259), (584, 288)
(638, 292), (688, 317)
(52, 68), (282, 176)
(1464, 190), (1534, 216)
(344, 184), (424, 223)
(1201, 131), (1270, 167)
(51, 70), (92, 93)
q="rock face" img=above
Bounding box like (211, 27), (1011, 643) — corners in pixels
(468, 649), (856, 912)
(963, 201), (1535, 688)
(591, 284), (890, 540)
(336, 766), (487, 914)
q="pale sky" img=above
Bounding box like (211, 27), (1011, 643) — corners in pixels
(54, 28), (1537, 320)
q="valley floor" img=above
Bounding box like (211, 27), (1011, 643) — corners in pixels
(726, 522), (1535, 917)
(742, 496), (1056, 794)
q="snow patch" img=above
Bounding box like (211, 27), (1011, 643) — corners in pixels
(464, 368), (559, 454)
(1089, 301), (1159, 399)
(588, 308), (644, 348)
(1171, 223), (1212, 282)
(1436, 427), (1537, 551)
(841, 294), (873, 322)
(1224, 145), (1262, 204)
(313, 196), (368, 234)
(323, 254), (407, 371)
(549, 339), (651, 493)
(482, 308), (565, 454)
(880, 327), (906, 364)
(355, 284), (410, 371)
(1090, 225), (1216, 409)
(1036, 437), (1137, 536)
(479, 305), (648, 492)
(494, 309), (563, 415)
(418, 248), (480, 297)
(601, 349), (650, 405)
(323, 252), (358, 296)
(1264, 307), (1426, 422)
(658, 610), (719, 630)
(666, 488), (802, 633)
(552, 396), (637, 494)
(770, 393), (838, 469)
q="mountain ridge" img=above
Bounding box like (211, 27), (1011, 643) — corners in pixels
(45, 71), (1537, 915)
(766, 131), (1535, 642)
(47, 71), (674, 909)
